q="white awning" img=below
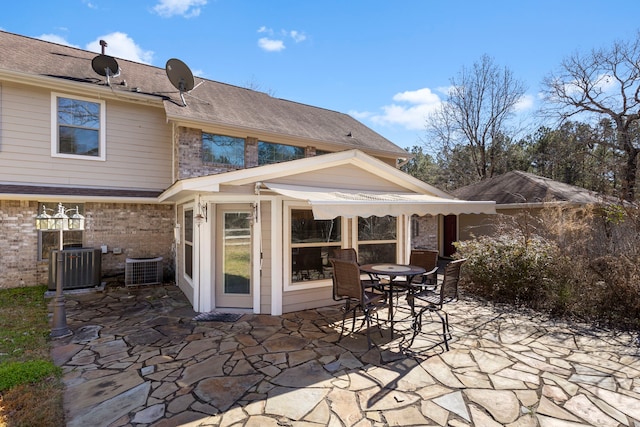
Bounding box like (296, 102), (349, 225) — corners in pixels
(264, 183), (496, 219)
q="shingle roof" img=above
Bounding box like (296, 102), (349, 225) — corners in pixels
(0, 30), (407, 158)
(452, 171), (607, 205)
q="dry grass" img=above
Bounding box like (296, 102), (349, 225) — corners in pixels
(0, 286), (65, 427)
(0, 378), (64, 427)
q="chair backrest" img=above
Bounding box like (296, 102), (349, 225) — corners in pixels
(330, 248), (358, 263)
(410, 249), (439, 271)
(330, 259), (363, 301)
(439, 258), (466, 305)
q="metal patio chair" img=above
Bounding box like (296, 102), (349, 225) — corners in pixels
(405, 258), (466, 351)
(330, 259), (387, 349)
(409, 249), (440, 289)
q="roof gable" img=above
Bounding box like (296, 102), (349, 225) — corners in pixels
(160, 149), (452, 202)
(0, 30), (407, 158)
(452, 171), (606, 205)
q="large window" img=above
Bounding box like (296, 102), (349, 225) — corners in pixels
(357, 215), (397, 265)
(259, 141), (305, 165)
(184, 209), (194, 279)
(202, 133), (245, 167)
(290, 209), (341, 283)
(52, 93), (105, 160)
(38, 203), (84, 261)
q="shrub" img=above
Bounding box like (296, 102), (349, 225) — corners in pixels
(456, 202), (640, 330)
(456, 233), (564, 310)
(589, 254), (640, 329)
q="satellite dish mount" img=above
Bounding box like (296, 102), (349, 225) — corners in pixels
(91, 40), (120, 86)
(166, 58), (195, 107)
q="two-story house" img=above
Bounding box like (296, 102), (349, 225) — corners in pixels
(0, 30), (494, 315)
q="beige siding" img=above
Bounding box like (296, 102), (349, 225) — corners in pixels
(282, 286), (338, 314)
(259, 201), (272, 314)
(271, 164), (410, 192)
(458, 213), (497, 241)
(0, 82), (172, 190)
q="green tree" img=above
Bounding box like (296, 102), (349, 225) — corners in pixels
(400, 146), (440, 185)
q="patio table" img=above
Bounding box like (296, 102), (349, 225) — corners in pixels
(359, 263), (426, 339)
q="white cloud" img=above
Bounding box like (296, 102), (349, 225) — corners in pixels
(258, 37), (285, 52)
(38, 34), (80, 48)
(153, 0), (207, 18)
(257, 27), (307, 52)
(354, 87), (444, 130)
(86, 32), (154, 64)
(289, 30), (306, 43)
(514, 93), (535, 111)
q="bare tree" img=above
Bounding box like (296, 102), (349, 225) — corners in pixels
(542, 33), (640, 201)
(426, 55), (527, 182)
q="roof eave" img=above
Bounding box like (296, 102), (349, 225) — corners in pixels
(0, 68), (166, 106)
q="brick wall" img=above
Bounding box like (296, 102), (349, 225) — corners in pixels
(84, 202), (175, 281)
(0, 200), (175, 289)
(176, 128), (319, 180)
(411, 215), (438, 250)
(177, 127), (240, 179)
(0, 200), (40, 288)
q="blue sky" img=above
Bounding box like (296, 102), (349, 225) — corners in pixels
(2, 0), (640, 151)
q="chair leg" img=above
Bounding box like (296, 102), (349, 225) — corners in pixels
(374, 310), (383, 338)
(339, 300), (353, 343)
(432, 309), (449, 351)
(339, 304), (348, 343)
(407, 306), (425, 348)
(365, 311), (372, 349)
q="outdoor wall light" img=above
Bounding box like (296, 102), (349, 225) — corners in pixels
(36, 203), (85, 338)
(195, 201), (208, 224)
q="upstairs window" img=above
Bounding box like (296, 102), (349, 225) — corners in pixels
(258, 141), (305, 165)
(51, 93), (105, 160)
(202, 133), (245, 167)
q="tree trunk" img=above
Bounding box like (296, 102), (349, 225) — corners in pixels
(619, 129), (638, 201)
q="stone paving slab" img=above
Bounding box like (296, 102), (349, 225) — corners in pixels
(51, 284), (640, 426)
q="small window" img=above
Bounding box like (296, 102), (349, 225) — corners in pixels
(184, 209), (194, 279)
(357, 215), (397, 265)
(202, 133), (245, 167)
(51, 93), (106, 160)
(258, 141), (305, 165)
(290, 209), (342, 283)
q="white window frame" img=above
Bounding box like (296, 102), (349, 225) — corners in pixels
(283, 201), (345, 291)
(183, 206), (194, 283)
(352, 215), (400, 264)
(51, 92), (106, 161)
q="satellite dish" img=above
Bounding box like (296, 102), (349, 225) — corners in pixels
(91, 54), (120, 85)
(166, 58), (195, 106)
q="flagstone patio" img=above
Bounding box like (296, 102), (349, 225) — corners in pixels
(50, 284), (640, 426)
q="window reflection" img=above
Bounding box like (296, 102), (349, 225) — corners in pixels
(357, 215), (397, 265)
(290, 209), (341, 282)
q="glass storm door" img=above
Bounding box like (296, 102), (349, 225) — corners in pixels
(216, 206), (252, 308)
